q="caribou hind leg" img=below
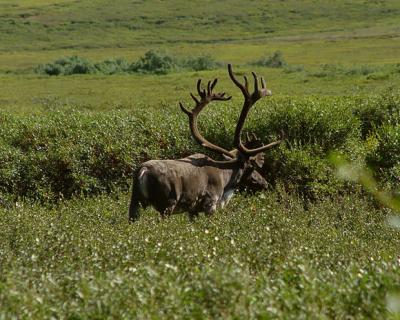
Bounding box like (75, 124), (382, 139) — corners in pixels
(128, 185), (141, 222)
(128, 167), (146, 222)
(202, 193), (220, 216)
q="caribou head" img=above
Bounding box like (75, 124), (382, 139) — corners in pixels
(128, 64), (283, 221)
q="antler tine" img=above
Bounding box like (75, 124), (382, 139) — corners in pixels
(190, 93), (199, 105)
(239, 136), (284, 155)
(210, 78), (218, 91)
(228, 64), (249, 98)
(261, 77), (266, 90)
(245, 132), (258, 144)
(207, 81), (212, 95)
(180, 77), (235, 158)
(228, 64), (278, 156)
(252, 72), (259, 94)
(244, 76), (249, 93)
(179, 102), (191, 116)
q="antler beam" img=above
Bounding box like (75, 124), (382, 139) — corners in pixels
(228, 64), (282, 156)
(179, 78), (235, 158)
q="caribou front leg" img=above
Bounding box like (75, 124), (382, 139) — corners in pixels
(202, 192), (220, 216)
(160, 199), (178, 218)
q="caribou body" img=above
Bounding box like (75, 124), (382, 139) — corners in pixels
(129, 64), (282, 221)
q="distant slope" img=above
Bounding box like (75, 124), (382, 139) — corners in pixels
(1, 0), (399, 51)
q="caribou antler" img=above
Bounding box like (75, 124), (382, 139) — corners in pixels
(228, 64), (283, 156)
(179, 78), (235, 158)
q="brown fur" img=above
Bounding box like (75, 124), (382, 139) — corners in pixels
(128, 153), (266, 221)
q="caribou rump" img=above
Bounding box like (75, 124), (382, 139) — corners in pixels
(128, 64), (282, 221)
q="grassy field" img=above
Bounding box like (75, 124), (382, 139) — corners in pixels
(1, 0), (400, 318)
(0, 0), (399, 111)
(1, 192), (400, 318)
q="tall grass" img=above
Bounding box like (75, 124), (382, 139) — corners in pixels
(0, 190), (399, 318)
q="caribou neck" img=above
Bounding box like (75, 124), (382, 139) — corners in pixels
(219, 159), (248, 190)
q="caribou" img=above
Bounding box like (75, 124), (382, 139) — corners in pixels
(128, 64), (283, 221)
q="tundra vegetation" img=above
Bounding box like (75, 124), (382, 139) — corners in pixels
(1, 0), (400, 318)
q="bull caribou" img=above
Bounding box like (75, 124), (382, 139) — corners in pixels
(128, 64), (283, 221)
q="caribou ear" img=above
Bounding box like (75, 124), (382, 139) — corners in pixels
(250, 153), (265, 169)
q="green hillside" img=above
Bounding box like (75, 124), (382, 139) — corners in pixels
(1, 0), (400, 50)
(0, 0), (399, 111)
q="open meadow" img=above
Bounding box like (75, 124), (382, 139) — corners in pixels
(1, 0), (400, 318)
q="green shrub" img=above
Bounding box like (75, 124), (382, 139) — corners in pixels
(366, 124), (400, 174)
(34, 52), (223, 76)
(36, 56), (130, 76)
(344, 65), (378, 76)
(53, 56), (96, 75)
(250, 97), (361, 154)
(94, 58), (130, 75)
(266, 147), (345, 199)
(366, 72), (390, 80)
(35, 56), (96, 76)
(129, 50), (178, 74)
(393, 63), (400, 74)
(0, 109), (197, 202)
(182, 55), (219, 71)
(306, 64), (399, 79)
(194, 96), (362, 199)
(3, 94), (400, 202)
(251, 97), (362, 198)
(283, 64), (304, 74)
(252, 51), (287, 68)
(34, 63), (64, 76)
(309, 64), (345, 78)
(353, 91), (400, 137)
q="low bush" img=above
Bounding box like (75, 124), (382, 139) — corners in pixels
(366, 72), (390, 81)
(344, 65), (378, 76)
(35, 56), (97, 76)
(309, 64), (345, 78)
(283, 64), (304, 74)
(35, 51), (222, 76)
(94, 58), (130, 75)
(34, 63), (64, 76)
(252, 51), (287, 68)
(182, 54), (219, 71)
(164, 96), (362, 199)
(129, 50), (178, 75)
(306, 63), (399, 80)
(353, 90), (400, 137)
(36, 56), (131, 76)
(366, 124), (400, 176)
(360, 93), (400, 183)
(1, 93), (400, 202)
(0, 110), (192, 201)
(251, 97), (362, 198)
